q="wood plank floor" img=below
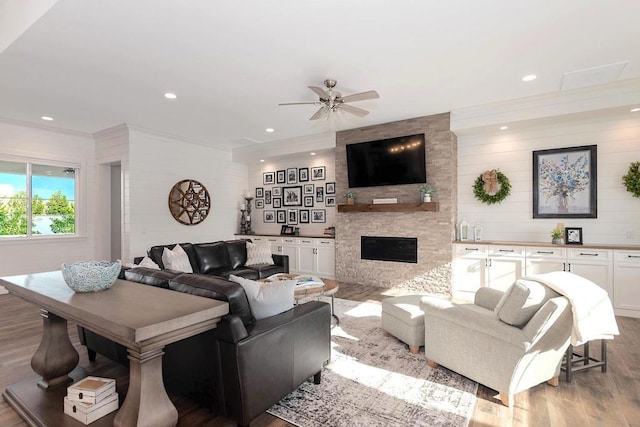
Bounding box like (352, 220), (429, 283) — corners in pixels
(1, 282), (639, 427)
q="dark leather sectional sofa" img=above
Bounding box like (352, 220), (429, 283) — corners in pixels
(78, 239), (331, 426)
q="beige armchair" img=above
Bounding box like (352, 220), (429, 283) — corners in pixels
(419, 279), (573, 406)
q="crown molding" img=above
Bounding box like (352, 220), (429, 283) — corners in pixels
(232, 131), (335, 164)
(0, 116), (92, 138)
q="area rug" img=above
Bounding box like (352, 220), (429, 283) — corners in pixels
(268, 298), (478, 427)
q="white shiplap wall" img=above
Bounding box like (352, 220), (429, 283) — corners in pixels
(0, 120), (97, 275)
(248, 152), (336, 236)
(126, 129), (248, 260)
(457, 114), (640, 245)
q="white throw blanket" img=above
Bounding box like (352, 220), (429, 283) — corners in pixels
(523, 271), (619, 346)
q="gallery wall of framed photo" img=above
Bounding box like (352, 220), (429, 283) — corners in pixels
(247, 152), (336, 235)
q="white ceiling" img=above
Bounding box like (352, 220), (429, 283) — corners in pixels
(1, 0), (639, 149)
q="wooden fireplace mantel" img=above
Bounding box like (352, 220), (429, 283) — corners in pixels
(337, 202), (439, 213)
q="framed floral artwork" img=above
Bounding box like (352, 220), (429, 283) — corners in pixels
(533, 145), (597, 218)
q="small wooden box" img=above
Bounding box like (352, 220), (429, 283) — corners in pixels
(64, 392), (118, 425)
(67, 376), (116, 404)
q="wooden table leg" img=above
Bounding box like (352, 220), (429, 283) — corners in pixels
(115, 347), (178, 427)
(30, 309), (79, 389)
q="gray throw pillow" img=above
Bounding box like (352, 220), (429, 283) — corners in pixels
(494, 279), (557, 328)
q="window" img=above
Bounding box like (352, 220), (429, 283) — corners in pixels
(0, 159), (77, 237)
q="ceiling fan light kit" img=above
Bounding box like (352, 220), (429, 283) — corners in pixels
(280, 79), (379, 120)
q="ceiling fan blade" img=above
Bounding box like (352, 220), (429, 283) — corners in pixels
(308, 86), (329, 98)
(279, 102), (321, 106)
(340, 104), (369, 117)
(309, 107), (326, 120)
(340, 90), (380, 103)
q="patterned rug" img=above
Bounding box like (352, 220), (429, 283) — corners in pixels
(268, 298), (478, 427)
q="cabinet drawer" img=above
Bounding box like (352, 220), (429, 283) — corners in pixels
(281, 237), (298, 245)
(455, 244), (488, 257)
(525, 246), (566, 260)
(489, 246), (524, 257)
(616, 250), (640, 264)
(567, 248), (611, 261)
(266, 237), (281, 244)
(315, 239), (335, 248)
(298, 238), (314, 246)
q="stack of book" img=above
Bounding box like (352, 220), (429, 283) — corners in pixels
(64, 376), (119, 424)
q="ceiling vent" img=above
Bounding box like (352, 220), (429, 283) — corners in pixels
(560, 62), (627, 91)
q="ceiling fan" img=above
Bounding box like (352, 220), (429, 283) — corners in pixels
(279, 79), (379, 120)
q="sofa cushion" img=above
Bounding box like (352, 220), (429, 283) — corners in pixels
(124, 267), (182, 289)
(137, 256), (160, 270)
(225, 239), (248, 270)
(246, 263), (285, 279)
(169, 273), (255, 326)
(228, 275), (296, 320)
(148, 243), (198, 271)
(194, 242), (231, 274)
(245, 241), (274, 266)
(216, 268), (260, 280)
(162, 244), (194, 273)
(495, 279), (560, 328)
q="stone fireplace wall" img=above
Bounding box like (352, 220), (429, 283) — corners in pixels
(335, 113), (457, 295)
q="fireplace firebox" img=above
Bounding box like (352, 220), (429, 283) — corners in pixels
(361, 236), (417, 263)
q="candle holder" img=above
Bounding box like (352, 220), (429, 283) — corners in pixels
(240, 197), (254, 234)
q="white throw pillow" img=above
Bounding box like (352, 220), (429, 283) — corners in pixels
(137, 256), (160, 270)
(229, 274), (296, 320)
(245, 241), (274, 266)
(161, 244), (193, 273)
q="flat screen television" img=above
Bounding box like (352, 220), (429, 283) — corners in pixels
(346, 134), (426, 188)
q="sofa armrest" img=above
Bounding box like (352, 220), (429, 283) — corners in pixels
(474, 287), (504, 311)
(214, 314), (249, 344)
(272, 254), (289, 273)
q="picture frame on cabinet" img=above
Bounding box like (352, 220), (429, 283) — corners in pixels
(299, 167), (309, 182)
(303, 183), (314, 195)
(263, 172), (275, 185)
(273, 198), (282, 208)
(311, 209), (326, 223)
(325, 196), (336, 207)
(325, 182), (335, 194)
(565, 227), (583, 245)
(280, 225), (295, 235)
(533, 145), (597, 218)
(255, 187), (264, 198)
(304, 196), (314, 207)
(287, 168), (297, 184)
(316, 186), (324, 202)
(255, 199), (264, 209)
(311, 166), (326, 181)
(272, 186), (282, 197)
(283, 186), (302, 206)
(264, 210), (275, 223)
(287, 209), (298, 225)
(276, 170), (286, 184)
(299, 209), (309, 223)
(277, 210), (286, 223)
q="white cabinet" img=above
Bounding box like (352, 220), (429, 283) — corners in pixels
(566, 248), (613, 296)
(525, 246), (566, 275)
(487, 246), (526, 291)
(297, 238), (335, 279)
(452, 244), (524, 293)
(613, 250), (640, 317)
(266, 237), (298, 271)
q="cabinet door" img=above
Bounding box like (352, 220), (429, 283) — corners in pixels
(567, 249), (613, 296)
(297, 238), (316, 275)
(315, 239), (335, 279)
(452, 244), (489, 293)
(266, 237), (281, 255)
(281, 238), (299, 272)
(614, 251), (640, 315)
(488, 246), (525, 291)
(525, 247), (566, 276)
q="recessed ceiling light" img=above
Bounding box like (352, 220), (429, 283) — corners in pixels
(164, 93), (177, 99)
(631, 107), (640, 112)
(500, 126), (509, 130)
(265, 128), (275, 133)
(41, 116), (53, 121)
(260, 159), (265, 163)
(522, 74), (537, 82)
(310, 152), (316, 156)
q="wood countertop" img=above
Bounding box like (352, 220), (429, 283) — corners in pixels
(453, 240), (640, 251)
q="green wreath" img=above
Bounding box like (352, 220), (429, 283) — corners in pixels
(622, 161), (640, 198)
(473, 170), (511, 205)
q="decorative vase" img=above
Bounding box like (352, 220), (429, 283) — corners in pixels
(552, 237), (564, 245)
(421, 193), (431, 203)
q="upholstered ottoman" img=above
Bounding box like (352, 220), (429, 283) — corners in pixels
(381, 295), (425, 354)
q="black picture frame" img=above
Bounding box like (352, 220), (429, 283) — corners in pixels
(276, 210), (286, 223)
(287, 209), (298, 225)
(264, 190), (272, 204)
(280, 225), (295, 235)
(325, 182), (335, 194)
(263, 210), (275, 223)
(565, 227), (583, 245)
(255, 199), (264, 209)
(303, 183), (314, 195)
(299, 167), (309, 182)
(272, 187), (282, 197)
(263, 172), (275, 185)
(316, 186), (324, 202)
(273, 198), (282, 208)
(304, 196), (314, 207)
(311, 209), (326, 223)
(311, 166), (326, 181)
(282, 186), (302, 206)
(276, 170), (286, 184)
(533, 145), (597, 218)
(299, 209), (310, 223)
(325, 196), (336, 207)
(255, 187), (264, 198)
(286, 168), (298, 184)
